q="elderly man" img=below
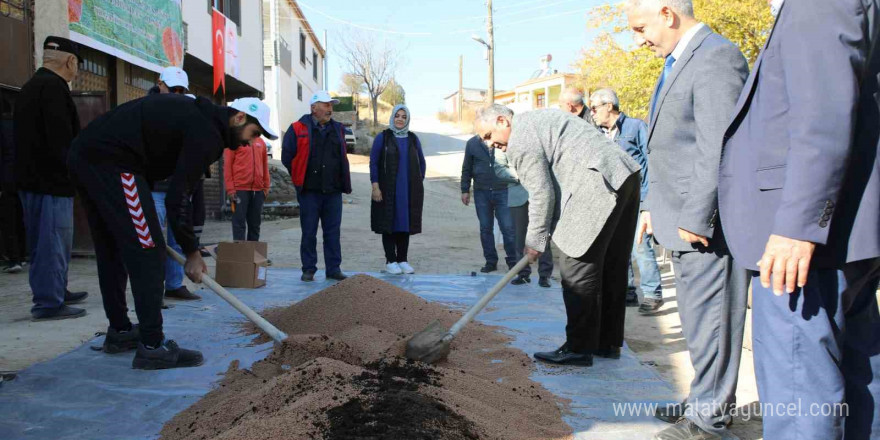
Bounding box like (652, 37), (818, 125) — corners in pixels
(625, 0), (749, 438)
(13, 37), (89, 321)
(559, 85), (595, 126)
(476, 104), (640, 367)
(589, 88), (663, 314)
(282, 91), (352, 282)
(720, 0), (880, 438)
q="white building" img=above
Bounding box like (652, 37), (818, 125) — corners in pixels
(443, 88), (488, 115)
(262, 0), (326, 141)
(495, 55), (581, 110)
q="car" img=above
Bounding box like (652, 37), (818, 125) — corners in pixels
(343, 126), (356, 153)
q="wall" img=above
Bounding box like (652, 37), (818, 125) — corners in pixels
(182, 0), (263, 93)
(33, 0), (68, 70)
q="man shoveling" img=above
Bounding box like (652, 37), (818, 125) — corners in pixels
(68, 95), (277, 369)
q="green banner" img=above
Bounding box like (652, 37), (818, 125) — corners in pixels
(68, 0), (183, 70)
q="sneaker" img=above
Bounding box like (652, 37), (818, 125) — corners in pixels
(164, 286), (201, 301)
(511, 274), (530, 285)
(64, 290), (89, 304)
(3, 263), (22, 274)
(386, 262), (403, 275)
(301, 271), (315, 282)
(132, 339), (204, 370)
(639, 298), (665, 316)
(103, 324), (140, 354)
(31, 305), (87, 322)
(480, 263), (497, 273)
(398, 262), (415, 274)
(653, 418), (721, 440)
(327, 271), (348, 281)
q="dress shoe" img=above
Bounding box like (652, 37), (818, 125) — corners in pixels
(164, 286), (201, 301)
(301, 272), (315, 282)
(31, 305), (87, 322)
(538, 276), (551, 288)
(480, 263), (497, 273)
(655, 400), (686, 424)
(103, 324), (140, 354)
(534, 344), (593, 366)
(511, 274), (530, 285)
(593, 347), (621, 359)
(639, 298), (665, 316)
(64, 289), (89, 304)
(327, 271), (348, 281)
(132, 339), (204, 370)
(653, 419), (721, 440)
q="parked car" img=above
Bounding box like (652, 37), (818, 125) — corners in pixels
(343, 126), (356, 153)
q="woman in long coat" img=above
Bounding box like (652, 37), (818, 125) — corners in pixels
(369, 104), (426, 274)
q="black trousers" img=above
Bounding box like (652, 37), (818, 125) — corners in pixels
(559, 173), (640, 353)
(382, 232), (410, 263)
(70, 154), (166, 346)
(232, 190), (264, 241)
(0, 191), (26, 263)
(191, 180), (205, 245)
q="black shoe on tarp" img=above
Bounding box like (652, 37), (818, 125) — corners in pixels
(31, 305), (87, 322)
(327, 271), (348, 281)
(103, 324), (140, 354)
(301, 271), (315, 282)
(164, 286), (201, 301)
(511, 274), (530, 285)
(538, 277), (552, 288)
(534, 343), (593, 366)
(480, 263), (497, 273)
(132, 339), (204, 370)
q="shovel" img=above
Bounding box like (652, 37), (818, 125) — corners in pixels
(406, 256), (531, 364)
(166, 247), (288, 344)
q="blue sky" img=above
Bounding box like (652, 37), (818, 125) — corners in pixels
(298, 0), (610, 116)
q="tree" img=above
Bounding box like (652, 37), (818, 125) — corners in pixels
(380, 78), (406, 106)
(575, 0), (774, 120)
(337, 32), (402, 126)
(340, 73), (364, 102)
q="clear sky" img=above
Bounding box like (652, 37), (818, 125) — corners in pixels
(297, 0), (609, 116)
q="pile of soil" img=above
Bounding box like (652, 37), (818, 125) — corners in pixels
(160, 275), (572, 440)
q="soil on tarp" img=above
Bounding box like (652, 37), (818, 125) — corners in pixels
(160, 275), (572, 440)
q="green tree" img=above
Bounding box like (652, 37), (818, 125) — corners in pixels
(381, 78), (406, 106)
(575, 0), (774, 120)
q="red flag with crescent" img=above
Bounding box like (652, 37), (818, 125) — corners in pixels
(212, 9), (226, 95)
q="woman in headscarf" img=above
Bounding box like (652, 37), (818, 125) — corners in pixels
(369, 104), (426, 274)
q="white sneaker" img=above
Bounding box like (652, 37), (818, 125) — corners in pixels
(399, 262), (415, 274)
(385, 262), (403, 275)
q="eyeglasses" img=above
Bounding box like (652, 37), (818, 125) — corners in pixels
(590, 103), (609, 113)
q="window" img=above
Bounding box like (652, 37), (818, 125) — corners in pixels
(209, 0), (241, 33)
(536, 92), (546, 108)
(125, 63), (157, 91)
(297, 83), (302, 101)
(299, 31), (306, 65)
(313, 50), (318, 81)
(0, 0), (26, 21)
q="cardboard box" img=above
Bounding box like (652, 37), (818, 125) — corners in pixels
(215, 241), (268, 288)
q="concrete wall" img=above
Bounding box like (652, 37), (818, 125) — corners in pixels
(33, 0), (69, 70)
(182, 0), (263, 92)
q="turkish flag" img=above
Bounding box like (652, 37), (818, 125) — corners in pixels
(212, 9), (226, 95)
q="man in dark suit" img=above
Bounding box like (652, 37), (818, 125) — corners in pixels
(625, 1), (750, 438)
(719, 0), (880, 438)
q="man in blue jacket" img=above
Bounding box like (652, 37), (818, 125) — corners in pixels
(460, 134), (516, 273)
(590, 88), (664, 315)
(720, 0), (880, 438)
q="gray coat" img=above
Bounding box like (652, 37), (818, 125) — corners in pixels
(645, 25), (748, 252)
(506, 109), (641, 258)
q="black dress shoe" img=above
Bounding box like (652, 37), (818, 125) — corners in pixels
(480, 263), (497, 273)
(538, 277), (551, 288)
(64, 290), (88, 304)
(31, 305), (87, 322)
(132, 339), (204, 370)
(639, 298), (665, 315)
(103, 324), (140, 354)
(164, 286), (201, 301)
(534, 344), (593, 366)
(511, 275), (530, 285)
(327, 271), (348, 281)
(593, 347), (621, 359)
(653, 418), (720, 440)
(655, 400), (686, 424)
(301, 272), (315, 282)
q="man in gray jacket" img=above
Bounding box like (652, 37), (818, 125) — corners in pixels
(626, 0), (749, 438)
(475, 104), (641, 367)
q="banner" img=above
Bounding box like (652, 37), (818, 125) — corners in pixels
(225, 19), (239, 78)
(68, 0), (183, 73)
(212, 8), (225, 95)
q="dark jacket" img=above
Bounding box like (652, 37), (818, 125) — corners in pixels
(460, 135), (503, 193)
(0, 117), (14, 192)
(370, 130), (425, 235)
(610, 112), (649, 202)
(13, 68), (80, 196)
(280, 115), (352, 194)
(720, 0), (880, 269)
(69, 94), (232, 254)
(578, 106), (595, 126)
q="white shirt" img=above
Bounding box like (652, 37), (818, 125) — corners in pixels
(671, 22), (707, 67)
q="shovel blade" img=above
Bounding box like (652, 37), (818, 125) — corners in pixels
(405, 320), (452, 364)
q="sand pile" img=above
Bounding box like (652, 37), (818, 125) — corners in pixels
(160, 275), (572, 440)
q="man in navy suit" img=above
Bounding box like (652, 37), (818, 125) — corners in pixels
(719, 0), (880, 438)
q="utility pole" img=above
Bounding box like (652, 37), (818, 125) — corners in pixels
(486, 0), (494, 104)
(458, 55), (463, 123)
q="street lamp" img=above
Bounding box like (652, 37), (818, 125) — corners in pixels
(471, 35), (490, 49)
(471, 35), (494, 104)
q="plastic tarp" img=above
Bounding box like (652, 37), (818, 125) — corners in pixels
(0, 270), (677, 439)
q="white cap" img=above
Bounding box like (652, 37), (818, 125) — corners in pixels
(159, 66), (189, 90)
(229, 97), (279, 140)
(309, 90), (340, 106)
